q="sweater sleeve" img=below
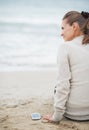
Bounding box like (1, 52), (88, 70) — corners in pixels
(52, 44), (71, 122)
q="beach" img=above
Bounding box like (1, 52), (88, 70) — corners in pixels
(0, 0), (89, 129)
(0, 70), (89, 130)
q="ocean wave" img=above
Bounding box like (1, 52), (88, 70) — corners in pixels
(0, 16), (59, 25)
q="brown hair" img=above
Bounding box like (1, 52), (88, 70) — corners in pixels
(62, 11), (89, 44)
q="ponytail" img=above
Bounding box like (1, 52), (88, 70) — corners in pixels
(81, 11), (89, 44)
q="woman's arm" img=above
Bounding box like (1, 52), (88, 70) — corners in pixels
(52, 44), (71, 122)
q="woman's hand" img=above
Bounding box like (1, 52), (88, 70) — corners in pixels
(43, 114), (55, 123)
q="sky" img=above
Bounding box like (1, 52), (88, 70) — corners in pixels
(0, 0), (89, 24)
(0, 0), (89, 11)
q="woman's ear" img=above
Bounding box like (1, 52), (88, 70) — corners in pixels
(72, 22), (79, 31)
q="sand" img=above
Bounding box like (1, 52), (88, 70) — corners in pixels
(0, 70), (89, 130)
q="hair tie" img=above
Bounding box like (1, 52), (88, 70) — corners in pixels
(81, 11), (89, 19)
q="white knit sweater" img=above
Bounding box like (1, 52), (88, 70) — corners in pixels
(52, 35), (89, 121)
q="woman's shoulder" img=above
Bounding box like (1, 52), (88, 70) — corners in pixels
(59, 42), (72, 51)
(58, 41), (77, 57)
(59, 40), (80, 50)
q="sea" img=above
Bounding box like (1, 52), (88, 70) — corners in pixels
(0, 0), (89, 71)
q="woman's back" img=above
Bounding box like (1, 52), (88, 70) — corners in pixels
(65, 36), (89, 120)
